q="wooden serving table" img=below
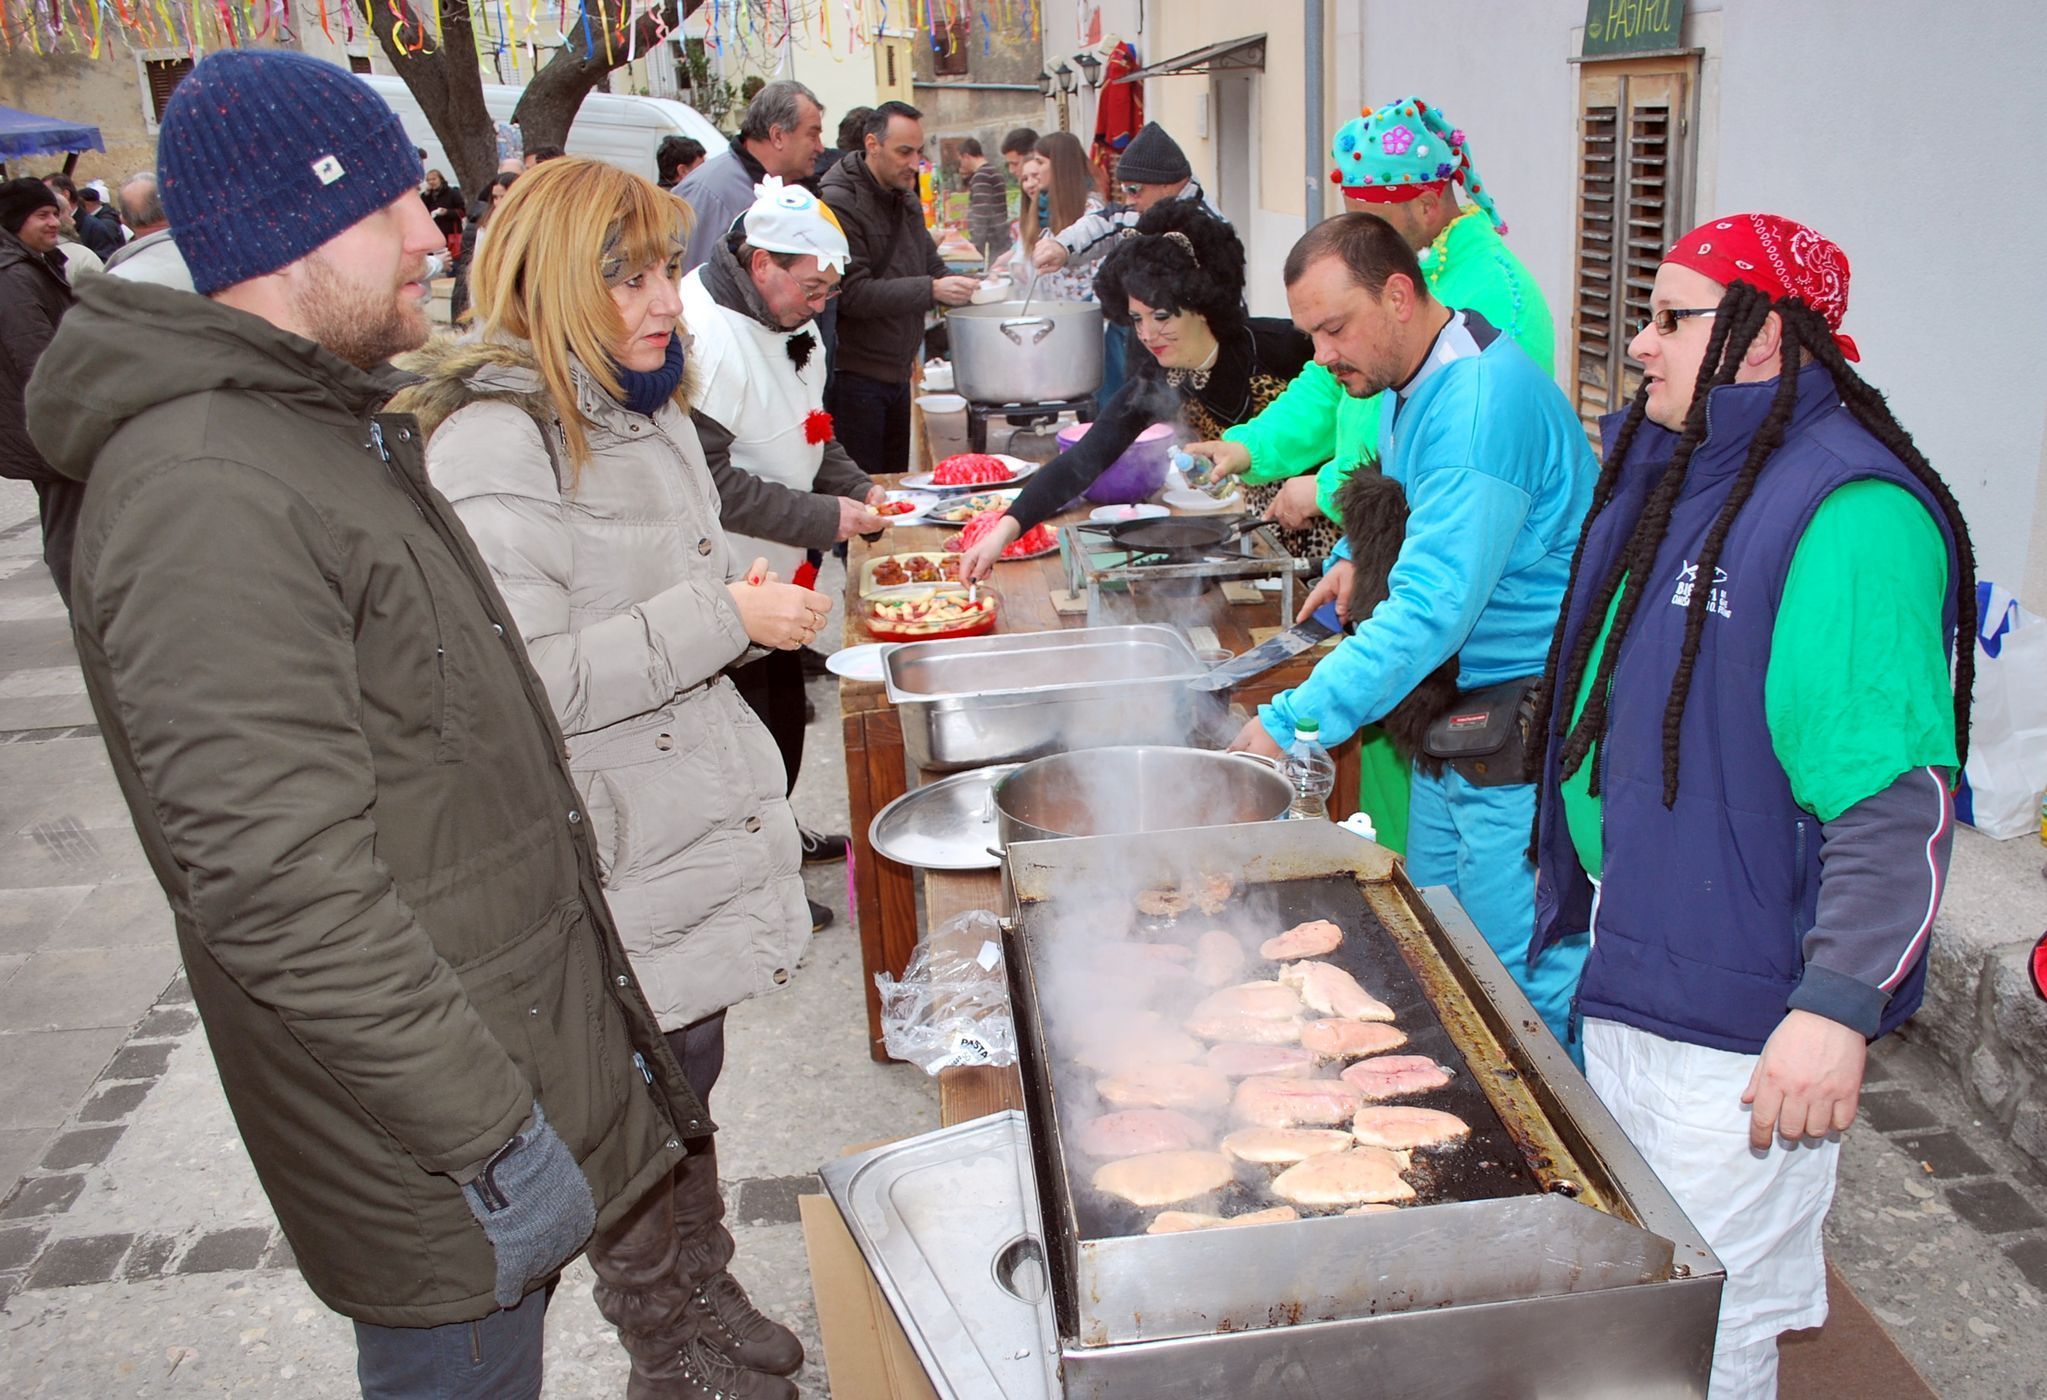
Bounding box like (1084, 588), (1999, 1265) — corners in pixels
(839, 477), (1360, 1072)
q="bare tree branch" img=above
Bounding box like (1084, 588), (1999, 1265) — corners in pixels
(369, 0), (500, 199)
(511, 0), (707, 153)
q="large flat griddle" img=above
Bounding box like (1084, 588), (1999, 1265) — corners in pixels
(1032, 871), (1541, 1248)
(1002, 821), (1680, 1355)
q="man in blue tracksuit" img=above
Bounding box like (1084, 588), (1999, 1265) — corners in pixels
(1229, 213), (1594, 1054)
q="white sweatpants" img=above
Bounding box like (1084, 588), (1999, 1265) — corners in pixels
(1583, 1018), (1839, 1400)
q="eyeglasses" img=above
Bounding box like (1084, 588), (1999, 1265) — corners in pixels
(1642, 307), (1718, 336)
(776, 261), (840, 304)
(1119, 182), (1145, 197)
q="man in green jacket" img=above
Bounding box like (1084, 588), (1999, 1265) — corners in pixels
(1189, 97), (1554, 852)
(27, 51), (705, 1398)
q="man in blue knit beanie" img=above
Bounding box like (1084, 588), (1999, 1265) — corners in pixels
(23, 48), (705, 1400)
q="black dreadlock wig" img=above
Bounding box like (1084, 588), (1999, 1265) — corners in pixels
(1524, 281), (1977, 845)
(1336, 462), (1462, 773)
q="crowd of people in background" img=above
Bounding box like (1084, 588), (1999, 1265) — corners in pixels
(0, 51), (1982, 1400)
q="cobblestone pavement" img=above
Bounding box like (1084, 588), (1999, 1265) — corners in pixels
(0, 478), (2044, 1396)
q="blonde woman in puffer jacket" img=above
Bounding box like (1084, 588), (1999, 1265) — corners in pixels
(394, 157), (823, 1400)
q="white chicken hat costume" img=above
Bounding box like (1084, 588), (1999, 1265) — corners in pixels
(738, 176), (849, 274)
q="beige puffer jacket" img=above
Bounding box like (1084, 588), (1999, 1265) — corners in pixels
(396, 339), (808, 1031)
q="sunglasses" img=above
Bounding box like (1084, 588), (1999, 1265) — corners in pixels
(1642, 307), (1718, 336)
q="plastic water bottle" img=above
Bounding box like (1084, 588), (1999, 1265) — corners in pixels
(1284, 718), (1336, 820)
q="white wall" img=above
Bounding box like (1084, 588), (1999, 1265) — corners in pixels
(1140, 1), (1341, 318)
(1355, 0), (2047, 606)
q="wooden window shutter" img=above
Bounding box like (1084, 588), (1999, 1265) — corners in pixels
(144, 57), (193, 123)
(1571, 61), (1695, 437)
(932, 18), (971, 77)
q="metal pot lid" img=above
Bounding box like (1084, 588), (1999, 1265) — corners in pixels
(868, 765), (1018, 870)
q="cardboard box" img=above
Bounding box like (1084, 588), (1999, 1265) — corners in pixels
(800, 1192), (941, 1400)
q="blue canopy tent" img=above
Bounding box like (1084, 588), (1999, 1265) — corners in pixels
(0, 105), (105, 176)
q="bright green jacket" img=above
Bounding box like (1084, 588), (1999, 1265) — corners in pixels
(1224, 211), (1557, 523)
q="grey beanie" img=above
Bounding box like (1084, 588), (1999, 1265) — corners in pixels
(1115, 122), (1191, 186)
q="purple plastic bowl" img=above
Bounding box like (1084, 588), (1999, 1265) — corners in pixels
(1057, 421), (1177, 505)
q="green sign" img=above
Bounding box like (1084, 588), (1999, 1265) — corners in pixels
(1583, 0), (1686, 56)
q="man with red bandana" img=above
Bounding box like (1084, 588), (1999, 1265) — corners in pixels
(1527, 214), (1974, 1398)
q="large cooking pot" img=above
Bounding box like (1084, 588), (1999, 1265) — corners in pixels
(994, 745), (1293, 847)
(948, 299), (1104, 405)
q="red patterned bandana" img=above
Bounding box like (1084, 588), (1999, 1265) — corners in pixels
(1665, 213), (1859, 361)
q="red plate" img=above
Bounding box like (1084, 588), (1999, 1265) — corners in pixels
(866, 608), (1000, 643)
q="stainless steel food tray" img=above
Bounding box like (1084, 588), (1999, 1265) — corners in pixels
(882, 625), (1206, 772)
(818, 1113), (1061, 1400)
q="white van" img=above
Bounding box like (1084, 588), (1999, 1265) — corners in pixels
(360, 75), (723, 186)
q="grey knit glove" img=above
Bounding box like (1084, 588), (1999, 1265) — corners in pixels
(461, 1103), (597, 1308)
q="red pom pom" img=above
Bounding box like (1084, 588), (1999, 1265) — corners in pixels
(803, 409), (834, 445)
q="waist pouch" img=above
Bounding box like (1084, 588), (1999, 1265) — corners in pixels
(1421, 677), (1541, 788)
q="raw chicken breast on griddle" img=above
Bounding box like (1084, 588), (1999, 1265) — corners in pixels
(1339, 1056), (1453, 1101)
(1301, 1018), (1408, 1059)
(1204, 1042), (1318, 1078)
(1091, 1150), (1234, 1207)
(1147, 1205), (1298, 1234)
(1074, 1108), (1214, 1158)
(1278, 960), (1395, 1022)
(1231, 1075), (1364, 1128)
(1221, 1126), (1357, 1164)
(1259, 919), (1344, 961)
(1350, 1105), (1472, 1150)
(1096, 1062), (1233, 1111)
(1270, 1146), (1416, 1207)
(1191, 929), (1249, 987)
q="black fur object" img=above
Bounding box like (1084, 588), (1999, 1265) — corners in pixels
(1336, 462), (1461, 774)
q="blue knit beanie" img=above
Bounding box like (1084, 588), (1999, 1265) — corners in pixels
(158, 50), (424, 296)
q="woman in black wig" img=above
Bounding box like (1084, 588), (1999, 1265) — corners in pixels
(959, 201), (1327, 577)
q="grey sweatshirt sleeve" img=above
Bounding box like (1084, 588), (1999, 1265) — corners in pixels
(1787, 765), (1954, 1037)
(693, 411), (842, 551)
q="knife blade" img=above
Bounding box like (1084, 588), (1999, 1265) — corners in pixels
(1190, 600), (1347, 691)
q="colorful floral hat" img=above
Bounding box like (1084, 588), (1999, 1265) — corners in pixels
(1329, 96), (1505, 234)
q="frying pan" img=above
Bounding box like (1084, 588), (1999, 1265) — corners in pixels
(1076, 513), (1258, 560)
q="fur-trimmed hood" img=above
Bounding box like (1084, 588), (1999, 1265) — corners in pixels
(389, 333), (700, 449)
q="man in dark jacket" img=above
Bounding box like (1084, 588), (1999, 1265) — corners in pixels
(819, 101), (978, 476)
(76, 181), (127, 257)
(25, 51), (703, 1398)
(0, 177), (79, 609)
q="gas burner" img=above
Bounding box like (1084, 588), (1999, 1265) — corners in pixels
(965, 394), (1098, 453)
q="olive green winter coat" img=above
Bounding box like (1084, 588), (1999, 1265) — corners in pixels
(24, 275), (708, 1328)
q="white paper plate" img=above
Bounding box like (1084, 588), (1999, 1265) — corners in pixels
(902, 455), (1040, 493)
(1088, 503), (1169, 524)
(880, 489), (945, 525)
(824, 642), (893, 683)
(1163, 487), (1245, 514)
